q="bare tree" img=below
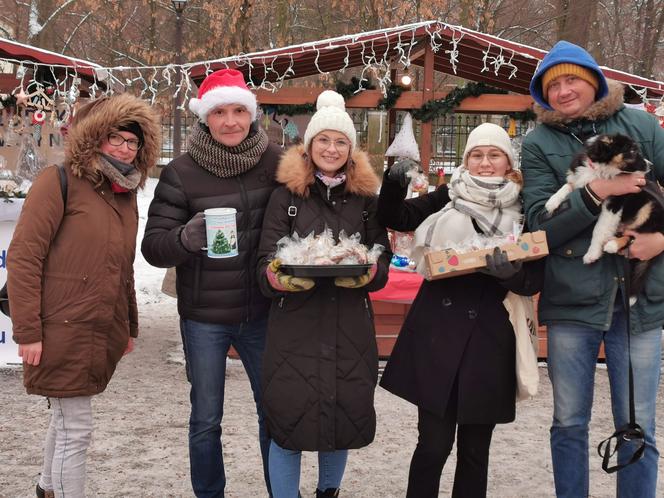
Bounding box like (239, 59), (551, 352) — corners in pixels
(0, 0), (661, 82)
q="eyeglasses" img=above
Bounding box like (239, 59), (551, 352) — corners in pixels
(107, 132), (142, 151)
(313, 136), (351, 151)
(467, 151), (507, 165)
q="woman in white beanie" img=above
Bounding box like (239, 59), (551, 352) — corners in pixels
(378, 122), (544, 497)
(256, 90), (391, 498)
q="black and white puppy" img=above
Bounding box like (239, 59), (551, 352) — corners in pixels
(544, 133), (663, 303)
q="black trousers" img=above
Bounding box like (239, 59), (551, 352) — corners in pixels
(406, 397), (496, 498)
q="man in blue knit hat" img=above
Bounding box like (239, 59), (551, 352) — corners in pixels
(521, 40), (664, 498)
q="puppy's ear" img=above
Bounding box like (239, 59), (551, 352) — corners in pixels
(585, 134), (612, 163)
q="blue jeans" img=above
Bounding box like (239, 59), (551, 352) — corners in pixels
(547, 304), (661, 498)
(181, 317), (271, 498)
(268, 440), (348, 498)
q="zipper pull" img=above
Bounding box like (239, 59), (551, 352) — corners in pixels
(327, 185), (331, 201)
(364, 298), (369, 310)
(278, 296), (284, 308)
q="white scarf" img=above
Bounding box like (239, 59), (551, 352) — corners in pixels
(411, 166), (522, 275)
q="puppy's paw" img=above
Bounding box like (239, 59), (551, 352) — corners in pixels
(583, 251), (600, 264)
(604, 240), (619, 253)
(544, 198), (559, 214)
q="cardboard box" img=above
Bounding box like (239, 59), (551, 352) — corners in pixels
(423, 230), (548, 280)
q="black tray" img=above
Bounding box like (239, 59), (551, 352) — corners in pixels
(280, 264), (371, 277)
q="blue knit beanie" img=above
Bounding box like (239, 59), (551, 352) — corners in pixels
(530, 41), (608, 110)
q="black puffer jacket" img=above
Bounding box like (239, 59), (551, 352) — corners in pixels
(141, 135), (281, 324)
(257, 146), (391, 451)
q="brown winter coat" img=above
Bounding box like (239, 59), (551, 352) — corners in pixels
(8, 94), (161, 397)
(257, 146), (391, 451)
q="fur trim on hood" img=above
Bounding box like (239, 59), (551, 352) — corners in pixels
(535, 79), (624, 126)
(65, 93), (161, 189)
(276, 145), (380, 197)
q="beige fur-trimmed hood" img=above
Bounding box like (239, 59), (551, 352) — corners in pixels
(535, 79), (625, 125)
(276, 145), (380, 197)
(65, 93), (161, 189)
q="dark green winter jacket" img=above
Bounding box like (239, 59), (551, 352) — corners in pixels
(521, 81), (664, 333)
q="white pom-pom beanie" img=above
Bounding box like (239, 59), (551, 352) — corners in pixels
(303, 90), (357, 150)
(462, 122), (516, 168)
(189, 69), (257, 124)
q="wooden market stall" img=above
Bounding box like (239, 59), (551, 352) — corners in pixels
(0, 39), (101, 367)
(187, 21), (663, 359)
(189, 21), (664, 174)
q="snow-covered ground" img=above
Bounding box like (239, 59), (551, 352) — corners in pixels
(2, 178), (664, 497)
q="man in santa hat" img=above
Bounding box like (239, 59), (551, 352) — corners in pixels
(142, 68), (281, 497)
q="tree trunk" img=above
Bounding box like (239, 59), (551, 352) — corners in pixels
(555, 0), (598, 50)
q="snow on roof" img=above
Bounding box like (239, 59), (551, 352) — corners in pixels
(188, 20), (664, 98)
(0, 37), (100, 71)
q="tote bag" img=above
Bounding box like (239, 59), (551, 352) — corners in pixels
(503, 292), (539, 401)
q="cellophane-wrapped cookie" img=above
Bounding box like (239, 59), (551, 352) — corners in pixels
(275, 227), (384, 265)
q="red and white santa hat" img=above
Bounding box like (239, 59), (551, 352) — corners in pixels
(188, 69), (257, 124)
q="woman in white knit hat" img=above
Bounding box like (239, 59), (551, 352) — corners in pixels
(378, 122), (544, 498)
(256, 90), (391, 498)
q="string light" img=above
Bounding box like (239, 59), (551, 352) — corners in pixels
(1, 19), (660, 125)
(445, 28), (463, 74)
(400, 72), (412, 88)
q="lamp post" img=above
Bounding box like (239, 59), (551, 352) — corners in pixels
(172, 0), (187, 159)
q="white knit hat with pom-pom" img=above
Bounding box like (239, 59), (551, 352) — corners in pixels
(303, 90), (357, 150)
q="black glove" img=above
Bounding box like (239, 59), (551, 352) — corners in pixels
(180, 212), (206, 253)
(387, 158), (421, 188)
(479, 247), (522, 280)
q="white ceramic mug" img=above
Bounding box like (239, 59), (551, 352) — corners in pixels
(203, 208), (238, 258)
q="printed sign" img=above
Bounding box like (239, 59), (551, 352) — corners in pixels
(0, 220), (19, 365)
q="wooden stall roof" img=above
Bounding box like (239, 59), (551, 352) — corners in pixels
(189, 21), (664, 98)
(0, 37), (101, 91)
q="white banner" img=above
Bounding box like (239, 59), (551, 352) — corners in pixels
(0, 203), (22, 366)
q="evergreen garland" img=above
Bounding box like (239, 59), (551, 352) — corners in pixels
(260, 79), (525, 123)
(260, 77), (375, 117)
(508, 108), (537, 123)
(335, 77), (375, 99)
(412, 82), (507, 122)
(262, 102), (316, 116)
(377, 84), (405, 110)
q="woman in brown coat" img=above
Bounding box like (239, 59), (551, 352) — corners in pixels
(7, 94), (160, 498)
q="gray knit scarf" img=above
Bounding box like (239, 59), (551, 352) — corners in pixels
(188, 122), (269, 178)
(99, 154), (141, 190)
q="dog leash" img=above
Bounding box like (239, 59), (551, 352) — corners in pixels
(596, 246), (646, 473)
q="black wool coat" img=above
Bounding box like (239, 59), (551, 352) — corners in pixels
(257, 146), (391, 451)
(378, 172), (544, 424)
